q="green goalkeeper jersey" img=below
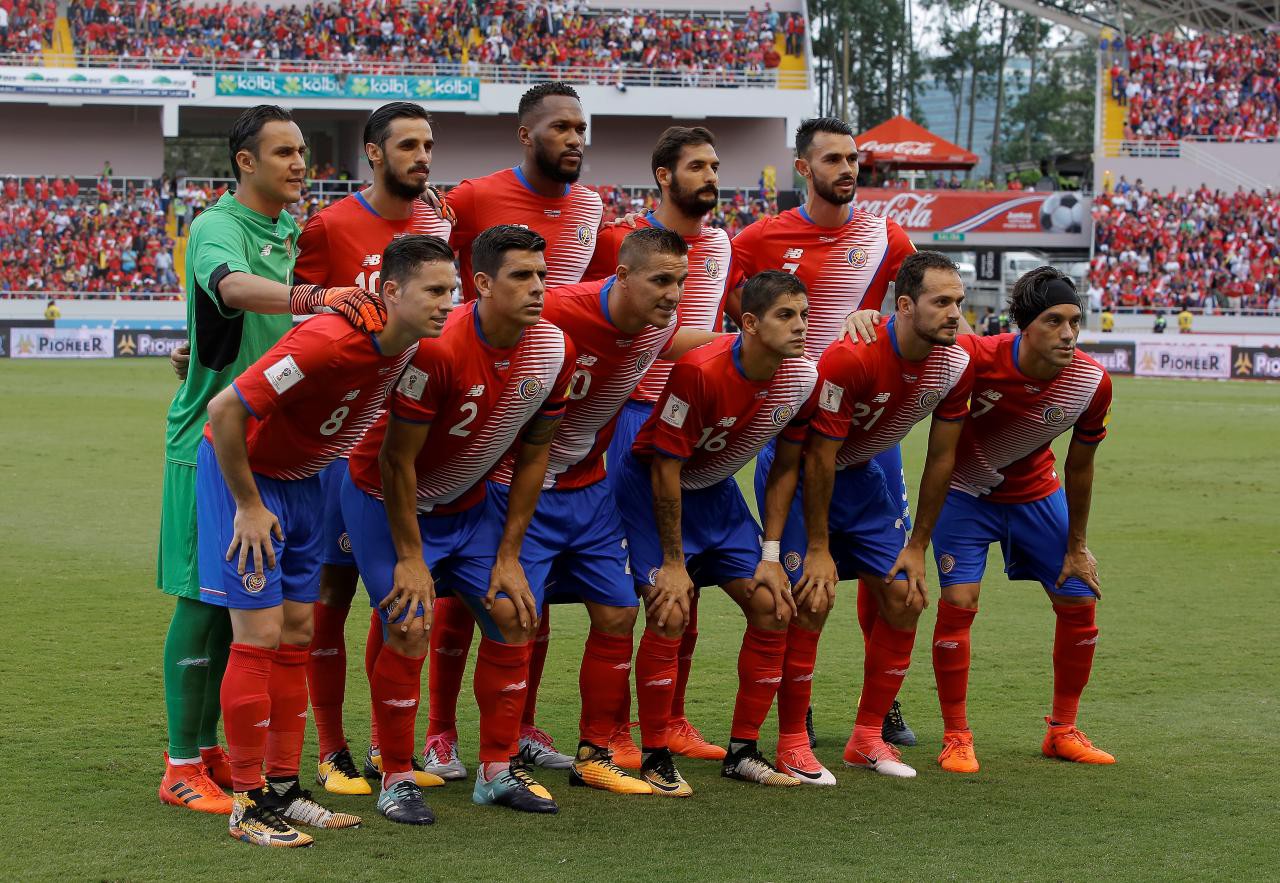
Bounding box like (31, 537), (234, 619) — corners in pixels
(164, 191), (300, 465)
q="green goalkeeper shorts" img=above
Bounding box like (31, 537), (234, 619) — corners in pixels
(157, 459), (200, 600)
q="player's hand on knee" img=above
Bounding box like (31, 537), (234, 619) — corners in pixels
(227, 502), (282, 575)
(750, 560), (797, 621)
(842, 309), (882, 344)
(169, 342), (190, 381)
(887, 544), (930, 611)
(1057, 545), (1102, 599)
(385, 557), (435, 633)
(486, 554), (537, 630)
(796, 548), (837, 612)
(647, 562), (694, 630)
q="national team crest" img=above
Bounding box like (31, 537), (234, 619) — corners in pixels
(704, 256), (721, 279)
(242, 572), (267, 594)
(846, 247), (868, 268)
(338, 533), (352, 554)
(939, 554), (955, 575)
(784, 551), (802, 572)
(648, 567), (660, 586)
(518, 377), (544, 400)
(1042, 405), (1067, 426)
(771, 404), (795, 426)
(576, 224), (594, 246)
(918, 389), (942, 411)
(636, 352), (655, 373)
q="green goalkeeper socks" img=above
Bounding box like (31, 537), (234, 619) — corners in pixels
(163, 597), (232, 759)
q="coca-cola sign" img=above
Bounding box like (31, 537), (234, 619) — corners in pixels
(860, 139), (936, 157)
(853, 188), (1089, 235)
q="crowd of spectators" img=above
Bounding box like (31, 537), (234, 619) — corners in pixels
(1090, 179), (1279, 311)
(0, 0), (56, 53)
(1109, 32), (1280, 141)
(64, 0), (802, 77)
(590, 184), (777, 236)
(0, 175), (179, 296)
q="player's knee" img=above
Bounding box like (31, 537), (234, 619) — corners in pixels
(941, 583), (981, 609)
(1048, 591), (1094, 608)
(487, 598), (536, 644)
(592, 604), (638, 636)
(644, 611), (685, 639)
(317, 566), (359, 607)
(386, 619), (430, 656)
(792, 605), (825, 631)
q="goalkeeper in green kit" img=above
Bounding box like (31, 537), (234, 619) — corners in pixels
(157, 105), (386, 815)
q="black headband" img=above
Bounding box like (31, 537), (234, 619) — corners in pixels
(1026, 277), (1080, 320)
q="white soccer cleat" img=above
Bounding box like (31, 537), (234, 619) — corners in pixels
(776, 734), (837, 786)
(421, 733), (469, 781)
(843, 734), (917, 779)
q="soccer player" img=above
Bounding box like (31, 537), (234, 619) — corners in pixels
(157, 104), (382, 816)
(728, 116), (921, 748)
(200, 234), (453, 847)
(799, 251), (974, 780)
(427, 81), (604, 774)
(618, 270), (818, 794)
(587, 125), (732, 767)
(291, 101), (452, 796)
(930, 267), (1114, 774)
(341, 226), (573, 819)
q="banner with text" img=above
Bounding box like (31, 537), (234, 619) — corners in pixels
(9, 327), (114, 359)
(1135, 341), (1231, 379)
(1078, 340), (1136, 376)
(1230, 346), (1280, 380)
(114, 328), (188, 357)
(0, 66), (196, 98)
(854, 189), (1088, 236)
(215, 72), (479, 101)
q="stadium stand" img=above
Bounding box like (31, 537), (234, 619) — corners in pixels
(1108, 32), (1280, 141)
(62, 0), (802, 80)
(0, 0), (57, 53)
(1089, 183), (1279, 310)
(0, 175), (179, 297)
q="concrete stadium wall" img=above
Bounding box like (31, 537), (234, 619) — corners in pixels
(0, 104), (163, 177)
(1097, 142), (1280, 192)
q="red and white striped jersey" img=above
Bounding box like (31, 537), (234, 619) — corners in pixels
(950, 333), (1112, 503)
(633, 335), (818, 489)
(214, 314), (417, 480)
(584, 213), (731, 403)
(293, 192), (452, 289)
(490, 277), (677, 490)
(812, 317), (973, 469)
(729, 206), (916, 360)
(446, 168), (603, 300)
(348, 302), (571, 513)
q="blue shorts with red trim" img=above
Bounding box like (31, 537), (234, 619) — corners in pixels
(196, 439), (324, 610)
(319, 458), (356, 567)
(613, 448), (761, 590)
(932, 488), (1094, 597)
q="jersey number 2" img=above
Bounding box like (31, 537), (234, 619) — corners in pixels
(449, 402), (479, 437)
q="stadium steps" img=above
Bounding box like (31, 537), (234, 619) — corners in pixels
(1102, 71), (1126, 142)
(775, 34), (807, 90)
(43, 16), (75, 67)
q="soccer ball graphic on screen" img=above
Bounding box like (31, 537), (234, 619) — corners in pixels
(1039, 192), (1084, 233)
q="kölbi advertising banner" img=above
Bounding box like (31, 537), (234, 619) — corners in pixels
(1135, 341), (1231, 379)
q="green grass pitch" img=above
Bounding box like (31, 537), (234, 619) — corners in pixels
(2, 362), (1277, 881)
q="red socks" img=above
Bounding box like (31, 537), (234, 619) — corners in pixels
(854, 617), (916, 728)
(671, 598), (698, 719)
(264, 643), (309, 780)
(222, 643), (276, 792)
(932, 600), (977, 732)
(522, 609), (551, 728)
(578, 629), (634, 747)
(364, 611), (384, 748)
(776, 623), (821, 737)
(1051, 603), (1098, 726)
(370, 644), (426, 775)
(730, 625), (787, 741)
(635, 630), (681, 749)
(856, 579), (877, 649)
(427, 596), (475, 739)
(307, 600), (349, 758)
(473, 638), (531, 763)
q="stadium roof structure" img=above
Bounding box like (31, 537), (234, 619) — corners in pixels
(854, 116), (980, 170)
(994, 0), (1280, 37)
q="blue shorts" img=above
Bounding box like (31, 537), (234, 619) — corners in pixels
(604, 399), (652, 495)
(614, 449), (762, 590)
(932, 488), (1094, 597)
(755, 439), (912, 584)
(319, 458), (356, 568)
(487, 479), (636, 609)
(195, 439), (324, 610)
(338, 470), (499, 624)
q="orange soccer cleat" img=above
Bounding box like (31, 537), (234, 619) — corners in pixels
(667, 717), (726, 761)
(938, 731), (980, 774)
(159, 754), (233, 815)
(1041, 718), (1115, 765)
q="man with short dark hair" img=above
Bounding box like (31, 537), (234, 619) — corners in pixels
(291, 100), (453, 796)
(157, 104), (383, 818)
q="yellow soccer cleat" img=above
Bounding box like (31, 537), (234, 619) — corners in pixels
(640, 747), (693, 798)
(228, 791), (314, 849)
(266, 778), (362, 829)
(317, 746), (373, 795)
(569, 743), (653, 795)
(364, 746), (446, 788)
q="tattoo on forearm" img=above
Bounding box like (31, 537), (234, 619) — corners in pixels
(654, 497), (682, 560)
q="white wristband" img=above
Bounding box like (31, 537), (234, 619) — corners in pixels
(761, 540), (781, 563)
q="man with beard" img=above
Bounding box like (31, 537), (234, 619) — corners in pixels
(290, 101), (453, 797)
(587, 126), (732, 768)
(798, 251), (973, 781)
(425, 81), (605, 778)
(727, 117), (921, 756)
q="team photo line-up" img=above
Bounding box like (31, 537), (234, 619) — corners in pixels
(156, 83), (1114, 849)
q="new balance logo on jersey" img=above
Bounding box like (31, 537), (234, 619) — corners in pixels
(382, 698), (418, 708)
(819, 379), (844, 412)
(873, 392), (891, 403)
(783, 247), (804, 260)
(577, 354), (598, 367)
(259, 244), (273, 257)
(501, 680), (528, 693)
(265, 355), (305, 394)
(342, 389), (361, 401)
(661, 395), (690, 428)
(467, 385), (485, 397)
(362, 254), (382, 267)
(544, 209), (562, 218)
(717, 416), (738, 427)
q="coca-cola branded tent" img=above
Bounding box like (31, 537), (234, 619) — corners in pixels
(855, 116), (979, 171)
